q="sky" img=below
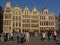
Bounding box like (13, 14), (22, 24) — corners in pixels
(0, 0), (60, 16)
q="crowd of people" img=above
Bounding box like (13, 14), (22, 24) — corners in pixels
(0, 32), (30, 44)
(0, 30), (58, 44)
(16, 32), (30, 44)
(40, 31), (57, 41)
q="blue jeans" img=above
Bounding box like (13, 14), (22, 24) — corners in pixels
(48, 36), (50, 41)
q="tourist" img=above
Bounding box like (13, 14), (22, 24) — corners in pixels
(52, 31), (57, 40)
(10, 32), (14, 42)
(25, 32), (30, 43)
(16, 32), (20, 44)
(47, 31), (52, 41)
(20, 32), (25, 44)
(42, 32), (46, 41)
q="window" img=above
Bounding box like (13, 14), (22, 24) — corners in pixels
(40, 21), (49, 26)
(49, 22), (50, 25)
(6, 10), (10, 13)
(52, 22), (54, 25)
(5, 14), (8, 19)
(40, 27), (44, 30)
(40, 21), (42, 25)
(13, 22), (15, 26)
(32, 15), (38, 18)
(31, 20), (38, 23)
(9, 27), (11, 29)
(40, 22), (41, 25)
(4, 20), (11, 25)
(40, 16), (45, 20)
(40, 21), (43, 26)
(23, 24), (30, 27)
(4, 20), (6, 25)
(42, 16), (43, 19)
(23, 19), (30, 23)
(19, 22), (21, 26)
(43, 16), (45, 20)
(16, 16), (18, 20)
(51, 22), (54, 26)
(31, 24), (39, 27)
(8, 20), (11, 25)
(23, 19), (26, 22)
(16, 12), (18, 14)
(46, 21), (48, 26)
(49, 16), (54, 20)
(26, 19), (30, 23)
(13, 16), (15, 20)
(50, 22), (52, 26)
(19, 16), (21, 20)
(6, 7), (10, 9)
(10, 14), (11, 18)
(44, 22), (45, 25)
(42, 22), (44, 26)
(22, 29), (28, 32)
(16, 22), (18, 26)
(5, 14), (11, 19)
(33, 11), (37, 14)
(23, 15), (30, 18)
(7, 21), (8, 25)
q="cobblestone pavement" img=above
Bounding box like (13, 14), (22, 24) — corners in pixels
(0, 36), (60, 45)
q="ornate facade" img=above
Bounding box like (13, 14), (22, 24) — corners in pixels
(3, 2), (55, 33)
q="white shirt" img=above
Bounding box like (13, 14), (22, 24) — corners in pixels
(26, 32), (30, 39)
(54, 31), (57, 36)
(42, 32), (46, 38)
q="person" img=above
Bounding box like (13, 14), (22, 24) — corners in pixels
(10, 32), (14, 42)
(1, 33), (5, 43)
(52, 31), (57, 40)
(8, 33), (10, 41)
(1, 36), (4, 43)
(16, 32), (20, 44)
(4, 33), (6, 42)
(25, 32), (30, 43)
(35, 32), (38, 36)
(42, 32), (46, 41)
(47, 31), (52, 41)
(40, 31), (43, 41)
(20, 32), (25, 44)
(5, 33), (8, 41)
